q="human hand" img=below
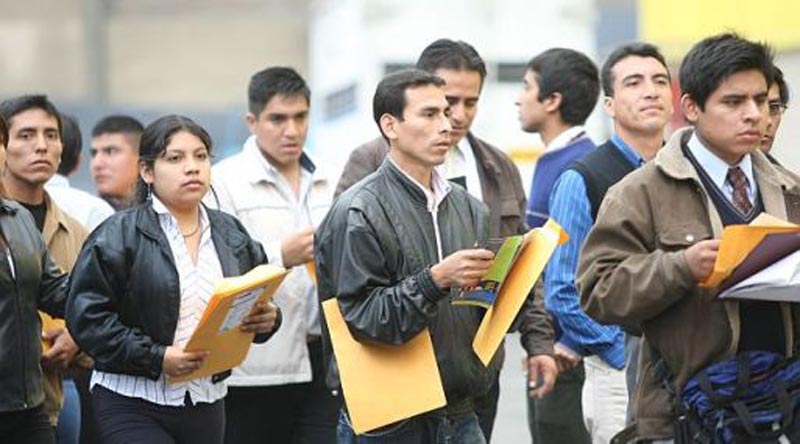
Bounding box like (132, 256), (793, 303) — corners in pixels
(683, 239), (720, 281)
(162, 346), (209, 378)
(41, 327), (79, 370)
(281, 227), (315, 268)
(430, 249), (494, 290)
(527, 354), (558, 399)
(240, 301), (279, 334)
(553, 343), (581, 373)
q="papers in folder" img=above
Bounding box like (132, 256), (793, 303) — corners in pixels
(321, 299), (446, 434)
(170, 264), (288, 383)
(472, 219), (567, 365)
(701, 213), (800, 302)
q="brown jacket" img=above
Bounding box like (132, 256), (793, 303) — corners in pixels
(40, 193), (89, 425)
(577, 127), (800, 440)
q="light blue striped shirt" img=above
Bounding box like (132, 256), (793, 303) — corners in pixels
(91, 196), (226, 405)
(543, 134), (643, 369)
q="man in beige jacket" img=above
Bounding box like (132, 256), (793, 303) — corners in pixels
(578, 33), (800, 442)
(0, 95), (87, 438)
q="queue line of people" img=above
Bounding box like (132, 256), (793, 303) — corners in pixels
(0, 31), (796, 444)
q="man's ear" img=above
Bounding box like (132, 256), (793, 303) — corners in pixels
(544, 92), (563, 114)
(379, 113), (400, 142)
(603, 95), (615, 119)
(245, 112), (257, 134)
(681, 93), (700, 124)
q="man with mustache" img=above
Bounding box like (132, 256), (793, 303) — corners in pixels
(540, 43), (674, 443)
(317, 68), (496, 443)
(0, 95), (87, 440)
(335, 39), (556, 442)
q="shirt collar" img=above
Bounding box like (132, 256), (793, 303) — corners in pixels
(688, 132), (755, 193)
(243, 135), (320, 184)
(388, 157), (451, 211)
(610, 133), (646, 168)
(545, 126), (586, 153)
(151, 194), (209, 232)
(46, 174), (70, 188)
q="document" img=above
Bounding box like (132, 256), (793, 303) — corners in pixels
(472, 219), (567, 366)
(170, 264), (288, 382)
(321, 298), (446, 434)
(718, 249), (800, 302)
(451, 235), (526, 308)
(701, 213), (800, 288)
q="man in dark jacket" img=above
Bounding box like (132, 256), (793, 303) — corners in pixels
(334, 38), (555, 443)
(317, 69), (504, 443)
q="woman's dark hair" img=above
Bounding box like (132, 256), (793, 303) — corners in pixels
(135, 114), (213, 204)
(0, 114), (7, 147)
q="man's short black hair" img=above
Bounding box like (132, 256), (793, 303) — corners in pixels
(373, 68), (446, 142)
(59, 114), (82, 176)
(773, 65), (790, 106)
(0, 115), (7, 147)
(601, 42), (669, 97)
(679, 33), (774, 110)
(416, 39), (487, 85)
(91, 115), (144, 139)
(248, 67), (310, 117)
(0, 94), (62, 136)
(527, 48), (600, 126)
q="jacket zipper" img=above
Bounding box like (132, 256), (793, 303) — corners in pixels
(7, 245), (29, 409)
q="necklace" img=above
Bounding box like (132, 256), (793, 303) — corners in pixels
(181, 218), (201, 238)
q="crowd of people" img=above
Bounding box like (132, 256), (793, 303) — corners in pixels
(0, 30), (796, 444)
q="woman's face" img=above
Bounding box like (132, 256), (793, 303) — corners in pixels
(141, 131), (211, 211)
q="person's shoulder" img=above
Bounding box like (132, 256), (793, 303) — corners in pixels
(470, 134), (515, 168)
(351, 137), (389, 159)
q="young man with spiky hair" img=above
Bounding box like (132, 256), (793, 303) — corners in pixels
(578, 34), (799, 442)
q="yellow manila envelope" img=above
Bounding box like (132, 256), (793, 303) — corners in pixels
(700, 213), (800, 288)
(40, 312), (64, 353)
(321, 298), (446, 434)
(473, 219), (568, 366)
(171, 264), (288, 383)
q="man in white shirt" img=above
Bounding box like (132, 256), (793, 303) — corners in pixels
(210, 67), (338, 444)
(45, 114), (114, 231)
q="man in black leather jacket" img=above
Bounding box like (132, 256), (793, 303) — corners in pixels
(316, 69), (500, 443)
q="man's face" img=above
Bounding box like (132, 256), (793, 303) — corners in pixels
(683, 69), (768, 165)
(246, 94), (309, 169)
(4, 108), (62, 187)
(604, 55), (673, 135)
(516, 70), (549, 133)
(434, 68), (481, 145)
(384, 84), (452, 169)
(761, 83), (784, 153)
(90, 132), (140, 199)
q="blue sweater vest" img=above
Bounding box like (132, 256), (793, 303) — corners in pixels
(526, 135), (595, 228)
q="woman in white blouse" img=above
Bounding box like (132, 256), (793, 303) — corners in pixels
(66, 115), (281, 444)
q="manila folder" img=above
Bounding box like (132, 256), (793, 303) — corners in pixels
(321, 298), (446, 434)
(171, 264), (288, 383)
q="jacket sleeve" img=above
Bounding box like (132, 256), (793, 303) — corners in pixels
(331, 208), (449, 345)
(577, 186), (697, 330)
(66, 236), (166, 380)
(517, 279), (555, 356)
(334, 141), (385, 198)
(37, 248), (69, 319)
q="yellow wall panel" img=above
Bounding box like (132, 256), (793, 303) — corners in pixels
(640, 0), (800, 60)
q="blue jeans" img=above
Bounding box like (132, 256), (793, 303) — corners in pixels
(336, 409), (486, 444)
(56, 378), (81, 444)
